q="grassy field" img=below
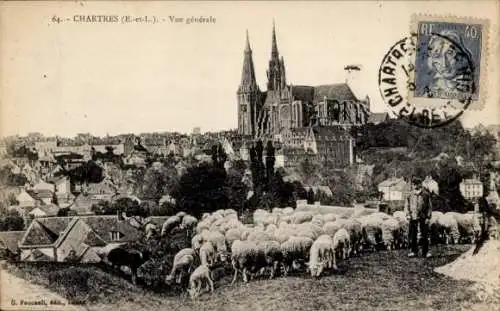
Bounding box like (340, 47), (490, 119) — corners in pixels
(5, 244), (494, 311)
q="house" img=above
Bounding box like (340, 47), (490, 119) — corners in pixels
(18, 215), (142, 262)
(31, 181), (56, 205)
(0, 230), (25, 259)
(378, 177), (409, 201)
(303, 126), (355, 168)
(16, 188), (38, 209)
(459, 177), (483, 201)
(54, 176), (74, 207)
(69, 192), (115, 216)
(28, 204), (60, 218)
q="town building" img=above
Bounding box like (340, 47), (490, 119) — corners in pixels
(459, 177), (483, 201)
(378, 177), (409, 202)
(18, 215), (142, 262)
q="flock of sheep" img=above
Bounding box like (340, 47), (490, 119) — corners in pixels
(144, 206), (484, 299)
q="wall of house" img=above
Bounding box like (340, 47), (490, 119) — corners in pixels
(20, 247), (55, 261)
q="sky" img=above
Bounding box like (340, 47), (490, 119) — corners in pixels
(1, 1), (499, 137)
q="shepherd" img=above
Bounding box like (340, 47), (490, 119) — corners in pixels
(404, 177), (433, 258)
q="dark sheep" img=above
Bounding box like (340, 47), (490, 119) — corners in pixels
(107, 247), (151, 285)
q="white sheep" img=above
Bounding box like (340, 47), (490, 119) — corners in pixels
(187, 264), (214, 299)
(290, 211), (314, 224)
(280, 236), (313, 276)
(333, 228), (351, 260)
(175, 211), (187, 218)
(161, 215), (182, 236)
(381, 216), (401, 250)
(144, 223), (158, 239)
(199, 241), (216, 266)
(283, 207), (294, 215)
(181, 215), (198, 230)
(309, 234), (335, 277)
(165, 248), (196, 283)
(322, 213), (337, 223)
(323, 221), (342, 237)
(359, 214), (383, 251)
(191, 234), (203, 251)
(450, 212), (481, 244)
(255, 240), (282, 279)
(438, 213), (460, 244)
(230, 240), (259, 284)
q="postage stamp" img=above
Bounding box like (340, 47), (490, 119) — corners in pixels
(406, 14), (490, 127)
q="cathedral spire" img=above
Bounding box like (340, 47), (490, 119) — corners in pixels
(245, 29), (251, 52)
(271, 19), (279, 58)
(238, 30), (257, 93)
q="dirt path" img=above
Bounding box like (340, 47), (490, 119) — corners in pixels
(0, 267), (88, 311)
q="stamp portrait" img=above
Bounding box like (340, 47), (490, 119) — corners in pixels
(414, 21), (482, 101)
(409, 15), (489, 109)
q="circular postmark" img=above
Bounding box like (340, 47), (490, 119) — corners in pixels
(378, 34), (474, 128)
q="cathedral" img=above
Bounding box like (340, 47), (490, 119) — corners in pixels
(237, 23), (371, 140)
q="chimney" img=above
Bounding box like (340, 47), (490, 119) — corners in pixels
(344, 64), (365, 101)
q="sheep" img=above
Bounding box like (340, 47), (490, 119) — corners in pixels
(438, 213), (460, 245)
(359, 214), (383, 251)
(283, 207), (294, 215)
(296, 223), (324, 240)
(165, 249), (196, 284)
(311, 214), (325, 227)
(144, 223), (158, 240)
(195, 219), (211, 234)
(175, 211), (187, 218)
(255, 240), (283, 279)
(272, 207), (284, 215)
(290, 211), (314, 224)
(247, 230), (274, 243)
(280, 236), (313, 276)
(308, 235), (335, 277)
(181, 215), (198, 234)
(429, 211), (445, 245)
(191, 234), (203, 251)
(202, 230), (227, 256)
(274, 226), (298, 243)
(161, 216), (182, 236)
(322, 213), (337, 223)
(333, 228), (351, 260)
(323, 221), (342, 237)
(381, 216), (402, 250)
(187, 264), (214, 299)
(199, 241), (217, 266)
(451, 212), (481, 244)
(345, 219), (363, 256)
(230, 240), (259, 284)
(223, 209), (237, 216)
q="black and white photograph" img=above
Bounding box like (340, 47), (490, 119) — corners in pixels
(0, 1), (499, 310)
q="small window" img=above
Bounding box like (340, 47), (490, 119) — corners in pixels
(109, 231), (123, 241)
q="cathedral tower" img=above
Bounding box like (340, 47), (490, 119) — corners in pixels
(266, 21), (286, 92)
(237, 30), (261, 137)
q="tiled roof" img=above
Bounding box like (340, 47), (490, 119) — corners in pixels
(313, 84), (358, 102)
(310, 126), (352, 141)
(291, 85), (315, 102)
(0, 231), (25, 254)
(33, 182), (55, 192)
(20, 215), (142, 247)
(79, 215), (142, 243)
(38, 204), (60, 216)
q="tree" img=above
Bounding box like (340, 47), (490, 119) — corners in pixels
(91, 201), (113, 215)
(265, 141), (276, 184)
(113, 197), (146, 217)
(170, 162), (228, 218)
(0, 209), (24, 231)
